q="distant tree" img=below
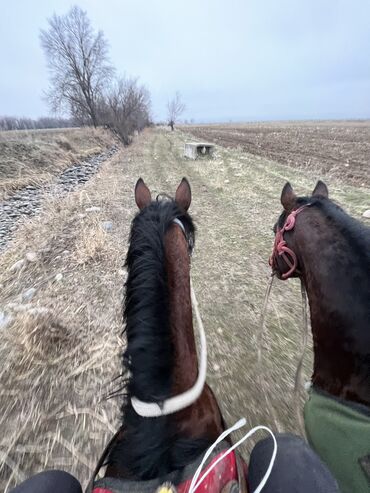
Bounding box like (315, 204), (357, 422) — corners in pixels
(167, 92), (185, 131)
(40, 6), (113, 127)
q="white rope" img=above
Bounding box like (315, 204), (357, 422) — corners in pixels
(188, 420), (277, 493)
(131, 221), (207, 417)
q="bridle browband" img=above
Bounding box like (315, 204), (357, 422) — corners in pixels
(131, 217), (207, 418)
(269, 204), (310, 279)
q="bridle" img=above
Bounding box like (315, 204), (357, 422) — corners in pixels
(131, 217), (206, 418)
(173, 217), (194, 255)
(269, 204), (310, 279)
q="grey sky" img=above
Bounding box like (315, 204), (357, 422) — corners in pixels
(0, 0), (369, 122)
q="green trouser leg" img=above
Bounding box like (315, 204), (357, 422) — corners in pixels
(304, 389), (370, 493)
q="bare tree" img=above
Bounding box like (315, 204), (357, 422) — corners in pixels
(99, 77), (151, 144)
(40, 6), (113, 127)
(167, 92), (185, 131)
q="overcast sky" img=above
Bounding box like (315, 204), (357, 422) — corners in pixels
(0, 0), (369, 122)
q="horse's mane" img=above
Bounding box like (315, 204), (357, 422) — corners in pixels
(108, 198), (205, 479)
(124, 198), (195, 401)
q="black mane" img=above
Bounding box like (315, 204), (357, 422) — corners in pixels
(108, 198), (204, 480)
(125, 199), (195, 402)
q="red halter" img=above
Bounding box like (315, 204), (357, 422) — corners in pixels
(269, 205), (309, 279)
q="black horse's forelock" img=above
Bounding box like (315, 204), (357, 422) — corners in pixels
(107, 199), (203, 480)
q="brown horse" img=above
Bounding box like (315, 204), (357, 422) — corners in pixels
(88, 178), (247, 492)
(270, 181), (370, 493)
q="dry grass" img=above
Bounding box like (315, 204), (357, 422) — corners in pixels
(74, 219), (112, 266)
(0, 146), (130, 491)
(0, 126), (369, 490)
(0, 127), (116, 198)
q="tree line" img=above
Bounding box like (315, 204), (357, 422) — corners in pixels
(0, 116), (76, 131)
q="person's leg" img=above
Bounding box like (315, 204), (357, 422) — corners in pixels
(9, 470), (82, 493)
(248, 433), (340, 493)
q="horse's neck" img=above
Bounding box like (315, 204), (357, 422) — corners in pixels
(164, 225), (225, 441)
(298, 217), (370, 405)
(165, 226), (198, 392)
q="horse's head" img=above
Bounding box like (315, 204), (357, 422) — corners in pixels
(134, 177), (195, 256)
(270, 179), (370, 409)
(270, 180), (329, 280)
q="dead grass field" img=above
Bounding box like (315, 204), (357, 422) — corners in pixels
(0, 127), (115, 199)
(0, 125), (369, 490)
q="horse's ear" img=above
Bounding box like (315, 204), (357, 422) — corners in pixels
(312, 180), (329, 198)
(280, 182), (297, 210)
(175, 177), (191, 211)
(135, 178), (152, 210)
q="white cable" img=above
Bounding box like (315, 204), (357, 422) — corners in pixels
(188, 421), (277, 493)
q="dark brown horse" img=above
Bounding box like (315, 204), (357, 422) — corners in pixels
(88, 178), (246, 492)
(270, 181), (370, 492)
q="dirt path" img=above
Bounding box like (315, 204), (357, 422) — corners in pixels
(1, 128), (369, 490)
